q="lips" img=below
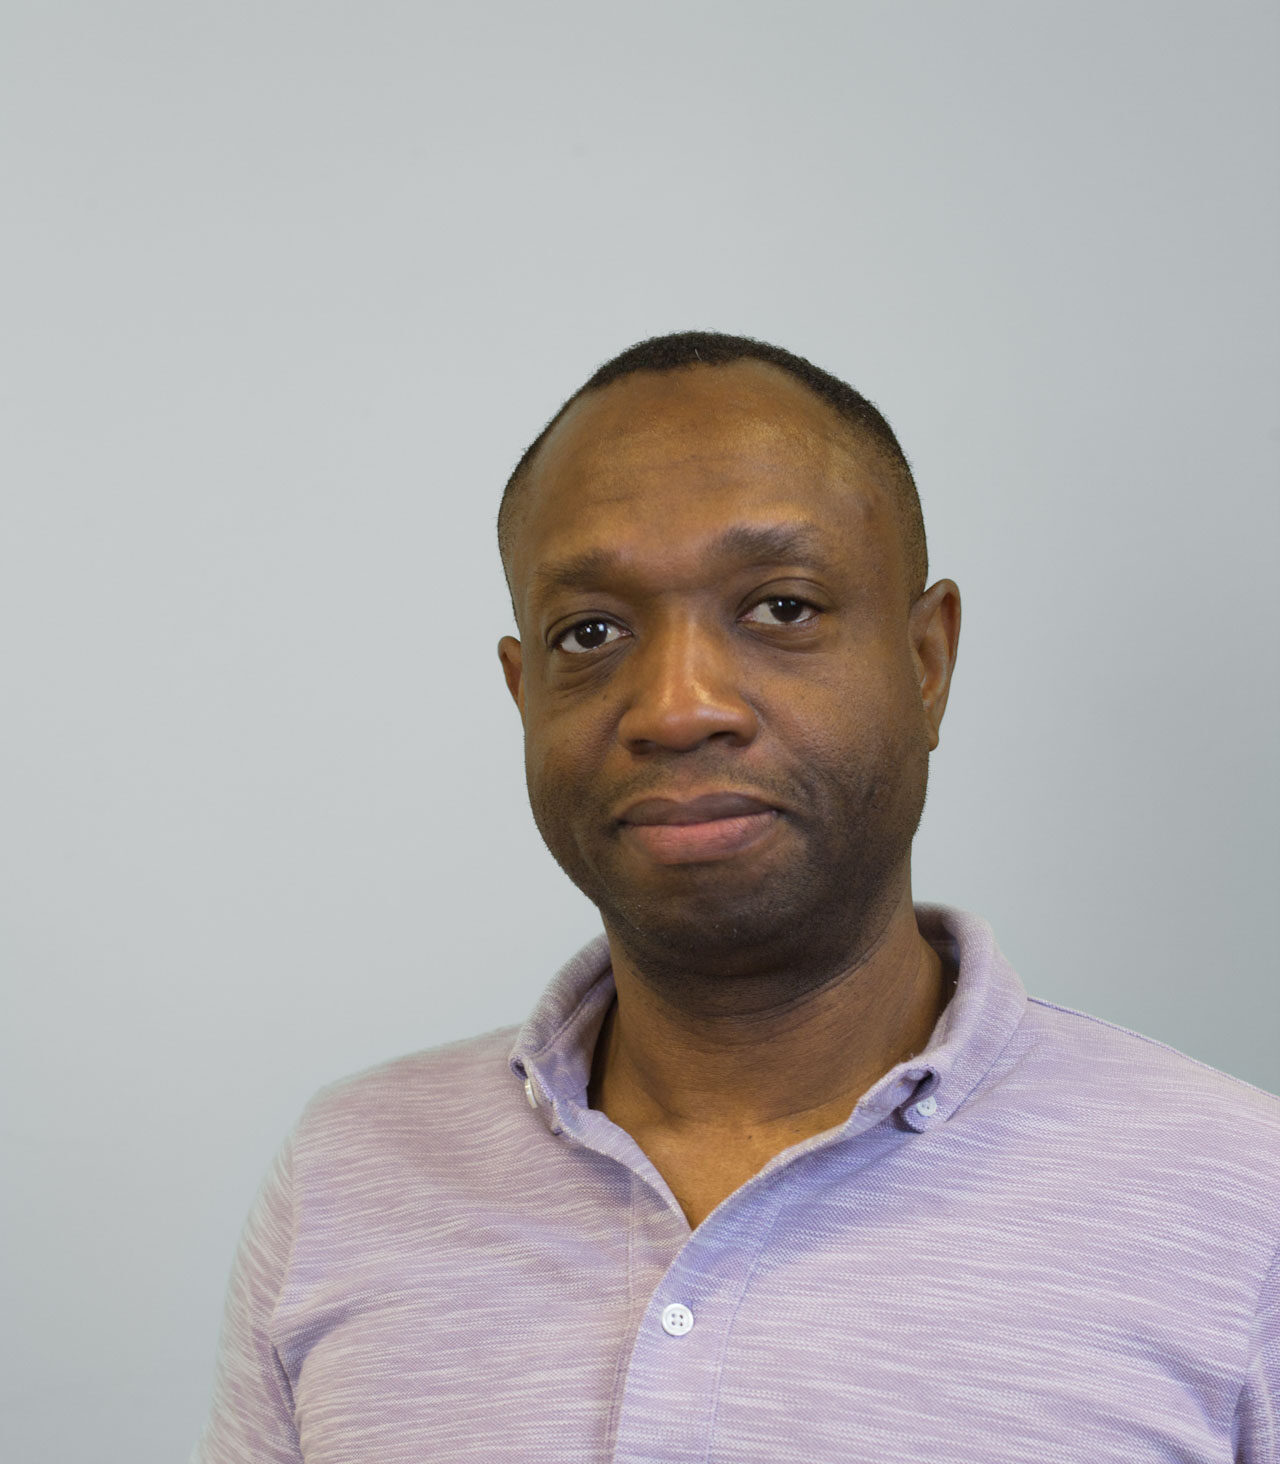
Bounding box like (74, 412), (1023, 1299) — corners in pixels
(617, 791), (781, 864)
(619, 791), (777, 826)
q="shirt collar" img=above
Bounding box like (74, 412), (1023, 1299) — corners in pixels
(508, 905), (1028, 1136)
(857, 904), (1028, 1131)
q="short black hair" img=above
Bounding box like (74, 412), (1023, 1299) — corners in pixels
(498, 329), (927, 596)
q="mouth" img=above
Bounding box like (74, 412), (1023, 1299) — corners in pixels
(617, 792), (781, 865)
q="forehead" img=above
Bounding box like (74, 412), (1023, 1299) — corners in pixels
(509, 362), (901, 604)
(535, 360), (867, 495)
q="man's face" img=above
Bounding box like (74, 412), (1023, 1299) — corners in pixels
(499, 362), (957, 987)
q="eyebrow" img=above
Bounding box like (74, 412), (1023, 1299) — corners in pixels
(532, 522), (830, 596)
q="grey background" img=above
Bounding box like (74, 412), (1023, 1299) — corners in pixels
(2, 3), (1276, 1459)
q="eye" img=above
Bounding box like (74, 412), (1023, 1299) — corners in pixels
(552, 618), (627, 654)
(741, 596), (819, 627)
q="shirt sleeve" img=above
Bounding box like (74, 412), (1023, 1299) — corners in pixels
(1235, 1240), (1279, 1464)
(192, 1134), (303, 1464)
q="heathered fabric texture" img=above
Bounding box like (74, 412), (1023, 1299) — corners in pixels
(194, 907), (1280, 1463)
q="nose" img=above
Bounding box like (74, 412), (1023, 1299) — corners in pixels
(616, 617), (759, 753)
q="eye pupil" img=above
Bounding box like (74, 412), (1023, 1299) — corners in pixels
(573, 621), (611, 648)
(769, 598), (805, 622)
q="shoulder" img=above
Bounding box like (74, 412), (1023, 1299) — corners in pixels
(1012, 996), (1280, 1193)
(287, 1025), (528, 1175)
(948, 995), (1280, 1312)
(1024, 995), (1279, 1115)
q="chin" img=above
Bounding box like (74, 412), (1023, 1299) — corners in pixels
(599, 882), (880, 988)
(538, 786), (922, 984)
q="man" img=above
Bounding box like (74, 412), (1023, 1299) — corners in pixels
(195, 332), (1279, 1462)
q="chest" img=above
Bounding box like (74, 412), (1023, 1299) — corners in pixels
(274, 1163), (1247, 1464)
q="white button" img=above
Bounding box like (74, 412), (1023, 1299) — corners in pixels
(913, 1095), (938, 1118)
(523, 1077), (539, 1109)
(661, 1302), (694, 1336)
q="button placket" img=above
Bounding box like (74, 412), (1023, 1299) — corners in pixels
(612, 1194), (787, 1464)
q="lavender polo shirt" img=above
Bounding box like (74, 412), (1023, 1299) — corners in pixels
(194, 906), (1280, 1463)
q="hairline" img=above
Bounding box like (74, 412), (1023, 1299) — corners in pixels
(498, 348), (928, 604)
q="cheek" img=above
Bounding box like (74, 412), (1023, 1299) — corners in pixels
(522, 705), (609, 819)
(771, 651), (903, 741)
(767, 657), (923, 793)
(862, 640), (931, 734)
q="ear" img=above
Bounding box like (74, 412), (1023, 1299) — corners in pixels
(498, 636), (525, 719)
(908, 579), (961, 750)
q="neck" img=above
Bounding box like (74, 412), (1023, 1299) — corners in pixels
(588, 887), (952, 1135)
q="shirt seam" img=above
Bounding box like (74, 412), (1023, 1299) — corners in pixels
(1026, 996), (1279, 1101)
(1232, 1230), (1280, 1457)
(602, 1172), (640, 1456)
(266, 1131), (302, 1421)
(700, 1197), (787, 1464)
